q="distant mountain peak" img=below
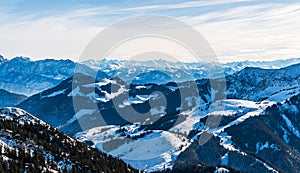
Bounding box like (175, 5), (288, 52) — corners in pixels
(11, 56), (31, 62)
(0, 55), (6, 64)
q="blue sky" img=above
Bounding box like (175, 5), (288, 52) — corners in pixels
(0, 0), (299, 62)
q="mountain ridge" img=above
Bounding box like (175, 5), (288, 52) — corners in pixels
(0, 89), (27, 107)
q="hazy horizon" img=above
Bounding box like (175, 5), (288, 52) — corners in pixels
(1, 53), (300, 64)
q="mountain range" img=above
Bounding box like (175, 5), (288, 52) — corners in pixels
(0, 56), (96, 97)
(2, 55), (300, 172)
(14, 59), (300, 172)
(1, 55), (300, 97)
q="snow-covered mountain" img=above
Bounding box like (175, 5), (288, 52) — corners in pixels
(80, 57), (300, 85)
(226, 63), (300, 101)
(0, 56), (97, 96)
(0, 107), (138, 172)
(224, 57), (300, 72)
(17, 62), (300, 172)
(173, 96), (300, 173)
(18, 73), (213, 171)
(0, 55), (6, 64)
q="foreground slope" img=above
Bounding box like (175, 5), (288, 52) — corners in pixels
(0, 107), (138, 173)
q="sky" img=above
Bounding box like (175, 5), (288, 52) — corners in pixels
(0, 0), (299, 63)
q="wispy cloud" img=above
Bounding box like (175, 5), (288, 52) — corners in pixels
(181, 2), (300, 62)
(0, 1), (299, 62)
(0, 8), (104, 60)
(119, 0), (251, 12)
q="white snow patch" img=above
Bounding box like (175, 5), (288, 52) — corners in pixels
(166, 86), (178, 91)
(221, 152), (229, 165)
(255, 141), (278, 153)
(68, 87), (84, 97)
(211, 100), (276, 134)
(214, 167), (230, 173)
(281, 114), (300, 139)
(118, 94), (160, 108)
(76, 127), (190, 172)
(97, 86), (127, 102)
(267, 86), (300, 102)
(67, 109), (96, 124)
(118, 95), (151, 108)
(150, 106), (166, 115)
(93, 79), (117, 88)
(255, 158), (279, 173)
(42, 89), (66, 98)
(207, 110), (237, 116)
(281, 126), (290, 143)
(135, 86), (146, 89)
(218, 132), (241, 152)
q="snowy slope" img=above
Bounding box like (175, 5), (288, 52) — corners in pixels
(76, 125), (190, 172)
(226, 63), (300, 101)
(74, 97), (282, 172)
(0, 107), (139, 173)
(176, 95), (300, 173)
